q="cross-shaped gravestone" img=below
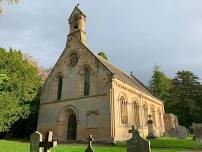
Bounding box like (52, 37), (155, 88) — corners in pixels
(39, 131), (57, 152)
(85, 134), (94, 152)
(129, 125), (139, 139)
(147, 114), (157, 139)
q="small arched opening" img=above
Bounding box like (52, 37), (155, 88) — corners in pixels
(57, 106), (79, 141)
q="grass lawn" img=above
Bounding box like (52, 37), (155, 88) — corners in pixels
(0, 137), (202, 152)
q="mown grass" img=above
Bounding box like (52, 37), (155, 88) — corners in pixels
(0, 137), (202, 152)
(116, 136), (202, 149)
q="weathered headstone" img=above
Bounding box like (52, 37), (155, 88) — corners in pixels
(147, 114), (157, 139)
(39, 131), (57, 152)
(168, 128), (177, 138)
(30, 131), (43, 152)
(193, 123), (202, 144)
(186, 128), (190, 136)
(127, 125), (151, 152)
(85, 134), (94, 152)
(176, 125), (187, 139)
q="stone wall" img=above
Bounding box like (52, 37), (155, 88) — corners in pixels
(111, 78), (165, 141)
(164, 113), (179, 133)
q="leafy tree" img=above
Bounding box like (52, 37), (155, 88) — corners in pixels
(149, 65), (171, 103)
(0, 0), (19, 14)
(0, 47), (42, 137)
(166, 71), (202, 127)
(98, 51), (108, 61)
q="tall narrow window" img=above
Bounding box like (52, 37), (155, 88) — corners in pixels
(143, 104), (148, 126)
(133, 102), (140, 125)
(151, 106), (156, 126)
(57, 76), (63, 100)
(84, 67), (90, 96)
(158, 109), (162, 127)
(120, 96), (128, 124)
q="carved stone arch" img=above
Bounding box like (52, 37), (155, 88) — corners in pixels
(150, 104), (156, 126)
(54, 72), (64, 80)
(52, 72), (64, 100)
(119, 92), (128, 124)
(57, 105), (79, 141)
(142, 102), (149, 126)
(78, 64), (95, 76)
(57, 105), (80, 123)
(132, 98), (140, 125)
(118, 92), (128, 103)
(132, 97), (139, 106)
(157, 107), (163, 127)
(77, 64), (95, 96)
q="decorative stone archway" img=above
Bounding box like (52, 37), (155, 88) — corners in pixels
(57, 105), (79, 142)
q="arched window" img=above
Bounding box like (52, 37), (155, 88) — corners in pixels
(151, 106), (156, 126)
(158, 109), (162, 127)
(133, 101), (140, 125)
(57, 76), (63, 100)
(143, 104), (148, 126)
(120, 96), (128, 124)
(84, 67), (90, 96)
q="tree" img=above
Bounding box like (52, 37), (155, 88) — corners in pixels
(166, 71), (202, 127)
(0, 0), (19, 14)
(0, 47), (42, 137)
(98, 51), (108, 61)
(148, 65), (171, 103)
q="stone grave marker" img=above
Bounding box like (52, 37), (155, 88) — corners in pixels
(39, 131), (57, 152)
(127, 125), (151, 152)
(193, 123), (202, 144)
(30, 131), (43, 152)
(147, 114), (157, 139)
(176, 125), (187, 139)
(168, 128), (177, 137)
(85, 134), (95, 152)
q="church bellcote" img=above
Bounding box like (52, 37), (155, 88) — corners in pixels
(68, 4), (87, 45)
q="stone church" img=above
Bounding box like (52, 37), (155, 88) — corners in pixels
(37, 6), (166, 143)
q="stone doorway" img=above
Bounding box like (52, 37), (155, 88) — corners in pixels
(67, 114), (77, 140)
(57, 105), (79, 142)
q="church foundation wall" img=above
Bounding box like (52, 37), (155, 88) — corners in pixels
(37, 94), (112, 142)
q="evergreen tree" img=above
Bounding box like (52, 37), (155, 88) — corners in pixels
(149, 65), (171, 103)
(166, 71), (202, 127)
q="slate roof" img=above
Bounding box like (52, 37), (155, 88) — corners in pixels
(96, 55), (161, 101)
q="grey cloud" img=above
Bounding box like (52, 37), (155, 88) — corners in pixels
(0, 0), (202, 83)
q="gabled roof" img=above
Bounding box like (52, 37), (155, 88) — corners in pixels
(68, 5), (86, 21)
(75, 40), (162, 102)
(95, 55), (161, 101)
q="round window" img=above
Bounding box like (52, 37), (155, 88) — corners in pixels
(69, 54), (78, 67)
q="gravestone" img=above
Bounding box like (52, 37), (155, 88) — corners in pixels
(193, 123), (202, 144)
(168, 128), (177, 137)
(85, 134), (94, 152)
(127, 125), (151, 152)
(147, 114), (157, 139)
(176, 125), (187, 139)
(30, 131), (43, 152)
(39, 131), (57, 152)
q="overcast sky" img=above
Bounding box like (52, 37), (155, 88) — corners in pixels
(1, 0), (202, 84)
